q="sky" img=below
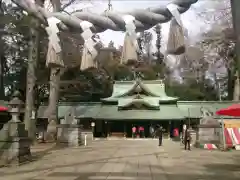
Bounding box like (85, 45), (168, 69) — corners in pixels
(64, 0), (218, 49)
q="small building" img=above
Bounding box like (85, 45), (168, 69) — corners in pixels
(37, 80), (238, 138)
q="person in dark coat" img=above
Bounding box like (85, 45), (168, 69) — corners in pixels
(155, 125), (164, 146)
(184, 127), (192, 150)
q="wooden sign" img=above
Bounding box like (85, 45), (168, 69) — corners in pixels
(224, 120), (240, 128)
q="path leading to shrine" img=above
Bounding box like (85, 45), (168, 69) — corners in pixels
(0, 139), (239, 180)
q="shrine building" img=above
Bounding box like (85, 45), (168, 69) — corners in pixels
(37, 79), (237, 138)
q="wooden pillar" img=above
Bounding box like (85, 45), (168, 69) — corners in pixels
(108, 122), (111, 137)
(124, 122), (126, 138)
(195, 126), (200, 148)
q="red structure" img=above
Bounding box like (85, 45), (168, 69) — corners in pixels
(216, 104), (240, 117)
(0, 105), (8, 112)
(216, 104), (240, 148)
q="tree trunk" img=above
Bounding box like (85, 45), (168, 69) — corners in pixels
(233, 72), (240, 100)
(0, 1), (4, 100)
(24, 0), (43, 140)
(46, 0), (62, 141)
(231, 0), (240, 100)
(0, 52), (4, 100)
(24, 21), (40, 139)
(227, 68), (234, 100)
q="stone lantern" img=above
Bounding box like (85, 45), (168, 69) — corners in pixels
(0, 90), (31, 165)
(8, 91), (24, 123)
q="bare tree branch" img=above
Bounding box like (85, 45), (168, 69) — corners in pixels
(60, 0), (77, 11)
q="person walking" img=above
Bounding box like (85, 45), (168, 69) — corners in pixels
(132, 125), (137, 138)
(139, 126), (145, 138)
(182, 124), (187, 144)
(184, 127), (192, 150)
(149, 125), (155, 138)
(155, 125), (164, 146)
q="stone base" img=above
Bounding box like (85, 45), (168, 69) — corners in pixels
(57, 124), (82, 147)
(0, 122), (31, 166)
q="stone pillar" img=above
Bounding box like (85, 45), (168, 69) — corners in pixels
(0, 91), (31, 165)
(195, 126), (200, 148)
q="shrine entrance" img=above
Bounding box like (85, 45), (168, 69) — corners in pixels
(92, 120), (184, 139)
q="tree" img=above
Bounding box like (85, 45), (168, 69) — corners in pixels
(0, 0), (5, 100)
(154, 24), (164, 64)
(45, 0), (63, 140)
(0, 1), (32, 99)
(142, 31), (153, 64)
(24, 0), (44, 140)
(196, 0), (238, 100)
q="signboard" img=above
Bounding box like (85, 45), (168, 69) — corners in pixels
(224, 120), (240, 128)
(235, 145), (240, 150)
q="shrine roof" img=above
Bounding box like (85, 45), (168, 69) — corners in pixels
(102, 79), (178, 102)
(37, 101), (240, 119)
(94, 105), (185, 120)
(118, 96), (160, 109)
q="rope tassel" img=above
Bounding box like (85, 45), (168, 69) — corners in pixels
(80, 21), (99, 71)
(166, 4), (185, 55)
(121, 15), (139, 64)
(45, 17), (64, 68)
(46, 43), (64, 68)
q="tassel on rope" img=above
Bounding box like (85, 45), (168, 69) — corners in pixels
(166, 4), (185, 55)
(45, 17), (64, 67)
(121, 15), (139, 64)
(80, 21), (99, 70)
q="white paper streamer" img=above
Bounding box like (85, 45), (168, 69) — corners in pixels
(45, 17), (61, 53)
(80, 21), (93, 31)
(80, 20), (97, 56)
(81, 29), (93, 40)
(122, 15), (139, 51)
(167, 4), (183, 26)
(79, 20), (99, 70)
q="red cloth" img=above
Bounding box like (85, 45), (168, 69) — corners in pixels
(0, 106), (8, 112)
(139, 126), (144, 131)
(173, 128), (179, 137)
(216, 104), (240, 117)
